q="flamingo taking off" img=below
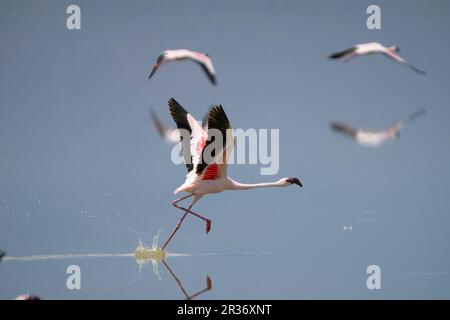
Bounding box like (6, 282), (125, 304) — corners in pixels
(329, 42), (426, 74)
(148, 49), (217, 85)
(161, 98), (302, 250)
(150, 107), (212, 144)
(330, 109), (426, 147)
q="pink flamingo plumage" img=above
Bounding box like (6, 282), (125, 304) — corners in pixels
(161, 98), (302, 250)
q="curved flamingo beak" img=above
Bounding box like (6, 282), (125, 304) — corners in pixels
(287, 177), (303, 187)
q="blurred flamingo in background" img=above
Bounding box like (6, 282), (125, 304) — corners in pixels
(329, 42), (426, 74)
(148, 49), (217, 84)
(150, 107), (212, 144)
(330, 109), (426, 147)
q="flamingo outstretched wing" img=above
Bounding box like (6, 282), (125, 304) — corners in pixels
(187, 53), (217, 85)
(330, 122), (357, 138)
(168, 98), (207, 173)
(406, 108), (426, 123)
(196, 105), (234, 179)
(150, 109), (181, 144)
(328, 47), (357, 60)
(148, 53), (166, 79)
(382, 50), (426, 74)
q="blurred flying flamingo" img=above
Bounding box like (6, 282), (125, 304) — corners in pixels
(150, 107), (212, 144)
(329, 42), (426, 74)
(330, 109), (426, 147)
(148, 49), (217, 84)
(161, 97), (302, 250)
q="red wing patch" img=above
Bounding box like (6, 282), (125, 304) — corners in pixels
(202, 163), (220, 180)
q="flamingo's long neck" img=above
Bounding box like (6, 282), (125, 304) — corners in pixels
(228, 179), (283, 191)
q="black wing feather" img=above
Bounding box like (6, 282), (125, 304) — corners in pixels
(196, 105), (230, 175)
(198, 62), (217, 85)
(330, 122), (357, 137)
(148, 53), (166, 79)
(406, 108), (426, 123)
(329, 47), (356, 59)
(168, 97), (193, 172)
(201, 105), (215, 129)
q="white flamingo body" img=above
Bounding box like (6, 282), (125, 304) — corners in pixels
(355, 126), (401, 147)
(353, 42), (390, 55)
(176, 178), (230, 196)
(163, 49), (193, 60)
(329, 42), (426, 74)
(161, 98), (302, 249)
(148, 49), (217, 84)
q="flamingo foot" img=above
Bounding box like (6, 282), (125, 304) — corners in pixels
(206, 220), (212, 234)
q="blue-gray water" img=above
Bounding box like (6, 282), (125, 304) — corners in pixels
(1, 0), (450, 299)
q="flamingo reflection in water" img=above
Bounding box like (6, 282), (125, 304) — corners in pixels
(134, 231), (212, 300)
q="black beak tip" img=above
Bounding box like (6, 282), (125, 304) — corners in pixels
(287, 178), (303, 187)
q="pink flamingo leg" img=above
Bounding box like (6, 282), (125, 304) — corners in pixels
(172, 198), (211, 234)
(162, 206), (191, 250)
(162, 194), (212, 250)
